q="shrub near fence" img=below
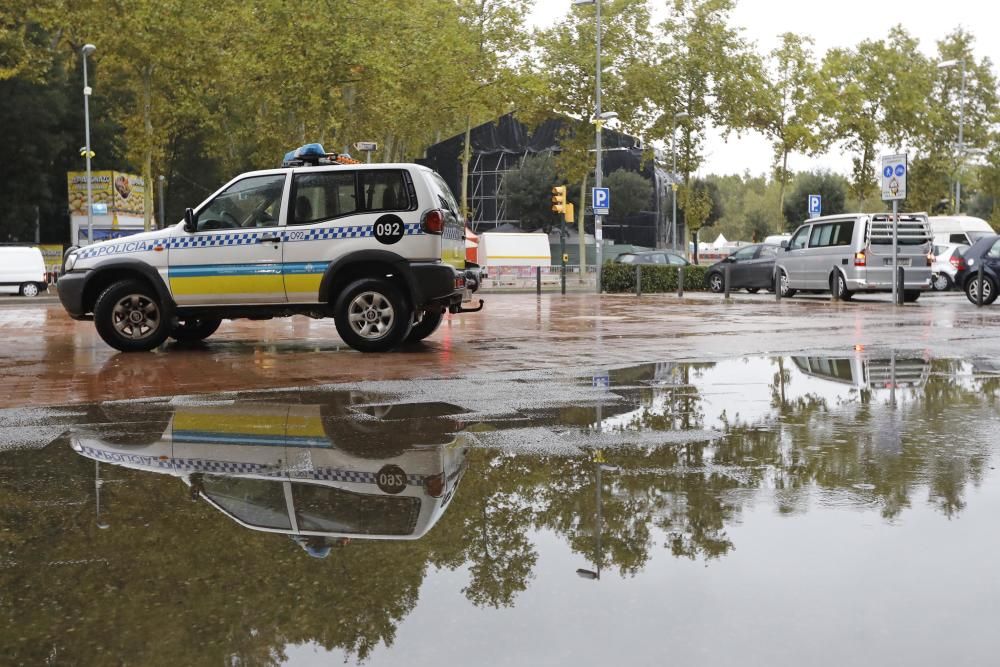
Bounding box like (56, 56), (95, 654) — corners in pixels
(602, 262), (709, 293)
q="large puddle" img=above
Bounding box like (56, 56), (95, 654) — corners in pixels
(3, 352), (1000, 665)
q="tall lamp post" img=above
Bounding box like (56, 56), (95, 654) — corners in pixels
(938, 58), (966, 214)
(81, 43), (97, 245)
(670, 112), (689, 252)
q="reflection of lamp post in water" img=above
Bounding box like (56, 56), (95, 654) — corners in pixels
(95, 461), (110, 529)
(577, 456), (605, 580)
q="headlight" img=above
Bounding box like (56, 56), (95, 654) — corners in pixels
(64, 251), (78, 272)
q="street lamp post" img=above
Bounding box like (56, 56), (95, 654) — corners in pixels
(670, 112), (689, 253)
(594, 0), (604, 293)
(938, 58), (967, 214)
(81, 43), (97, 245)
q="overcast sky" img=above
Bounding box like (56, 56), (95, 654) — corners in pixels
(528, 0), (995, 177)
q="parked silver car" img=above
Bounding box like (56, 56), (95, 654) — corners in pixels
(776, 213), (933, 302)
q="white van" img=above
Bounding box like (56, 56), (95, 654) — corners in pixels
(929, 215), (995, 247)
(0, 246), (47, 296)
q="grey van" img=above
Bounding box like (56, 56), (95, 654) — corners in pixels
(776, 213), (933, 302)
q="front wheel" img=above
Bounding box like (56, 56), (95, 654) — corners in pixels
(20, 282), (41, 297)
(170, 317), (222, 343)
(333, 278), (412, 352)
(405, 308), (445, 343)
(779, 271), (796, 298)
(93, 279), (170, 352)
(746, 287), (760, 294)
(931, 272), (952, 292)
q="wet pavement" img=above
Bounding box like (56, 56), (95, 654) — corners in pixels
(2, 292), (1000, 408)
(3, 350), (1000, 665)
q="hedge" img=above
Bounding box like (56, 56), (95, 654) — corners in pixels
(602, 262), (710, 293)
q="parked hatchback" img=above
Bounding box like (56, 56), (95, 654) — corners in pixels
(930, 243), (967, 291)
(705, 244), (779, 293)
(953, 234), (1000, 305)
(776, 213), (933, 301)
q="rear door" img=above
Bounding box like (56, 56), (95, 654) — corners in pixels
(745, 244), (778, 288)
(726, 245), (758, 286)
(782, 224), (811, 287)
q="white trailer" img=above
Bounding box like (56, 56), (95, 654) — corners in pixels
(477, 232), (551, 268)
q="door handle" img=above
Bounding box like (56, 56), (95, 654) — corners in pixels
(257, 236), (281, 243)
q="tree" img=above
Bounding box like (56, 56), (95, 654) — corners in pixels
(605, 169), (653, 222)
(678, 183), (713, 263)
(782, 171), (848, 229)
(501, 153), (559, 231)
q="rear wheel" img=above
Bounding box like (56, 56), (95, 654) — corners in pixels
(20, 282), (40, 297)
(931, 272), (952, 291)
(965, 275), (998, 305)
(708, 272), (724, 293)
(333, 277), (412, 352)
(903, 290), (921, 303)
(93, 279), (170, 352)
(405, 308), (445, 343)
(746, 287), (760, 294)
(831, 272), (853, 301)
(170, 317), (222, 343)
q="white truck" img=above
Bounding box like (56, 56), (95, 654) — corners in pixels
(476, 232), (551, 268)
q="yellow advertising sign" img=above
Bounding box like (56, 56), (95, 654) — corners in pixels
(67, 171), (145, 216)
(36, 244), (64, 272)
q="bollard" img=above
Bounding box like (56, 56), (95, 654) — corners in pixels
(831, 272), (839, 301)
(774, 270), (781, 302)
(977, 263), (985, 307)
(723, 263), (731, 299)
(635, 265), (642, 297)
(677, 267), (684, 297)
(536, 266), (541, 295)
(896, 266), (905, 305)
(561, 263), (566, 295)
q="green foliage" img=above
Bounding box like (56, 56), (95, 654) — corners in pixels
(605, 168), (653, 222)
(602, 262), (709, 293)
(501, 153), (559, 231)
(783, 171), (849, 230)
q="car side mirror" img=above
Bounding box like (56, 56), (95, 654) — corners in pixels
(183, 208), (196, 233)
(780, 240), (789, 249)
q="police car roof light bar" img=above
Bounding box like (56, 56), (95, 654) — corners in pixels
(281, 142), (363, 167)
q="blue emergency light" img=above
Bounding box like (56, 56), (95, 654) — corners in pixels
(281, 143), (358, 167)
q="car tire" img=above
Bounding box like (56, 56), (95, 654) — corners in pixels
(746, 287), (759, 294)
(170, 317), (223, 343)
(931, 272), (952, 292)
(20, 282), (40, 297)
(831, 272), (853, 301)
(708, 272), (724, 293)
(965, 275), (998, 305)
(405, 308), (445, 344)
(903, 290), (921, 303)
(333, 277), (412, 352)
(93, 279), (170, 352)
(779, 271), (796, 298)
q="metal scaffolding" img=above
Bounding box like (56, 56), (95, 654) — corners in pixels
(468, 151), (530, 233)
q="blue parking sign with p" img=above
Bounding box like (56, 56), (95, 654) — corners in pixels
(808, 194), (821, 219)
(593, 187), (610, 215)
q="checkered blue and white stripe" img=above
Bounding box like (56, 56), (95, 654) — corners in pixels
(293, 468), (424, 486)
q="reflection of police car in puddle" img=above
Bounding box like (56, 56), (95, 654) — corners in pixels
(70, 397), (469, 552)
(59, 144), (482, 353)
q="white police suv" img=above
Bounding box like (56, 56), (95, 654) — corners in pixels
(59, 144), (483, 353)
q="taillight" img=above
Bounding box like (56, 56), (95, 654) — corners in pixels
(422, 209), (446, 235)
(950, 255), (966, 270)
(424, 472), (446, 498)
(854, 251), (866, 267)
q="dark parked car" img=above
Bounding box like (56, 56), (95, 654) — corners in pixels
(705, 244), (780, 293)
(614, 251), (689, 266)
(954, 234), (1000, 305)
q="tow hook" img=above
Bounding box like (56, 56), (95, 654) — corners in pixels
(451, 299), (484, 314)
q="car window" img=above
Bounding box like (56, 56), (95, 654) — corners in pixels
(617, 254), (636, 264)
(989, 239), (1000, 258)
(201, 476), (291, 530)
(292, 483), (420, 536)
(197, 174), (286, 231)
(359, 170), (410, 212)
(950, 233), (969, 244)
(428, 171), (460, 216)
(665, 253), (687, 265)
(831, 220), (855, 246)
(731, 246), (757, 261)
(290, 171), (357, 225)
(650, 254), (666, 264)
(810, 224), (836, 247)
(933, 245), (947, 256)
(789, 226), (810, 250)
(758, 245), (778, 258)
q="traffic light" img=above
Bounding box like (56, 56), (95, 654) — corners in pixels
(551, 185), (567, 214)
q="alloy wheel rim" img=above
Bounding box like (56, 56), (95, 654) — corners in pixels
(711, 275), (723, 291)
(23, 283), (38, 297)
(347, 291), (394, 340)
(112, 294), (160, 340)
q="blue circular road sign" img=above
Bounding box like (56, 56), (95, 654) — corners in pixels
(883, 166), (894, 178)
(894, 164), (906, 177)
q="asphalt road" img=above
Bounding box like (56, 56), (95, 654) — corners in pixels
(0, 289), (995, 410)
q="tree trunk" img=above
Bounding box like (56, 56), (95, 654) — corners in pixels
(578, 172), (588, 277)
(142, 65), (153, 232)
(460, 115), (472, 220)
(778, 149), (789, 220)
